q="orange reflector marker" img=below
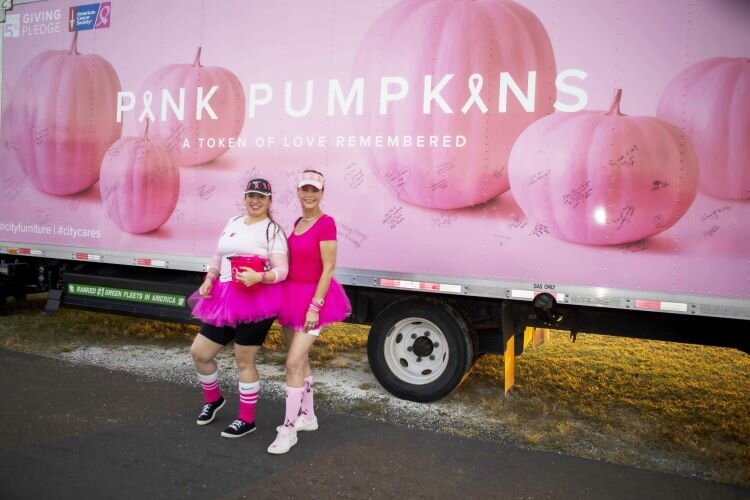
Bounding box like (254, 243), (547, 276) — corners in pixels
(73, 252), (102, 262)
(379, 278), (461, 294)
(635, 299), (687, 312)
(9, 248), (42, 256)
(135, 258), (167, 268)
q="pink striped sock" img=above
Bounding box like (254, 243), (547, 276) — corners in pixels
(197, 370), (221, 403)
(238, 381), (260, 423)
(300, 375), (315, 421)
(283, 386), (305, 431)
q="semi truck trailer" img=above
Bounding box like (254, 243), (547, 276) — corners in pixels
(1, 0), (748, 401)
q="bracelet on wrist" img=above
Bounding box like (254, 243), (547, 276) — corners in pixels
(205, 273), (217, 282)
(308, 303), (321, 313)
(260, 271), (267, 283)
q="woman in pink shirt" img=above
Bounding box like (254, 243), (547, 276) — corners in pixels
(190, 178), (289, 439)
(268, 170), (351, 454)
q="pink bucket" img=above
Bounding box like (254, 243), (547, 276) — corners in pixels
(228, 255), (267, 289)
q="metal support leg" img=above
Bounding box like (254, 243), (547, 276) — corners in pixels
(503, 330), (515, 397)
(523, 326), (534, 351)
(502, 301), (517, 397)
(532, 328), (550, 347)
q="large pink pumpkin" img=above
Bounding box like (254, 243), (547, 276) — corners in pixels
(100, 122), (180, 234)
(657, 57), (750, 200)
(352, 0), (556, 209)
(9, 32), (122, 195)
(508, 90), (699, 245)
(137, 47), (245, 166)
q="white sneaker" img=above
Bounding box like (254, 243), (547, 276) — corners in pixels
(294, 416), (319, 432)
(267, 426), (298, 455)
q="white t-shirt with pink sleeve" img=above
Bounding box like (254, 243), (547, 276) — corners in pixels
(209, 216), (288, 282)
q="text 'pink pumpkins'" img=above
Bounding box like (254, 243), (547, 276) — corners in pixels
(352, 0), (556, 209)
(9, 32), (122, 195)
(508, 90), (699, 245)
(657, 57), (750, 200)
(137, 47), (246, 166)
(100, 122), (180, 234)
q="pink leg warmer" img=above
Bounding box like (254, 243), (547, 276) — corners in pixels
(300, 375), (315, 421)
(283, 386), (305, 430)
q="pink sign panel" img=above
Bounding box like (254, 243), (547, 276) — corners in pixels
(1, 0), (748, 300)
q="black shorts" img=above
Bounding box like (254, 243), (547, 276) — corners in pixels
(199, 317), (275, 346)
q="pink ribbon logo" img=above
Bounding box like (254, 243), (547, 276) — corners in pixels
(94, 3), (111, 29)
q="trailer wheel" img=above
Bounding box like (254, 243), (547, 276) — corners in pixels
(367, 299), (475, 402)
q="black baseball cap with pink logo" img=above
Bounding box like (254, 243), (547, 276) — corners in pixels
(244, 178), (272, 196)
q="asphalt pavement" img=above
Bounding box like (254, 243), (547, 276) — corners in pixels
(1, 348), (747, 499)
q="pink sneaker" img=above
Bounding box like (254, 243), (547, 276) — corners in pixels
(267, 426), (298, 455)
(294, 416), (319, 432)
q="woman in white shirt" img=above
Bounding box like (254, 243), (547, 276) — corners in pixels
(189, 178), (288, 438)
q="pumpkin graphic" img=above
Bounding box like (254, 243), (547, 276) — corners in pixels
(657, 57), (750, 200)
(137, 47), (246, 166)
(508, 89), (699, 245)
(9, 32), (122, 195)
(352, 0), (556, 209)
(100, 121), (180, 234)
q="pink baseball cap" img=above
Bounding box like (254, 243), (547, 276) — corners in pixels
(297, 170), (325, 190)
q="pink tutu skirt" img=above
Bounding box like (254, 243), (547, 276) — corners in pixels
(190, 280), (281, 327)
(278, 279), (351, 330)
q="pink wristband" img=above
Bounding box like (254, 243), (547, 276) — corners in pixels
(308, 303), (320, 313)
(261, 271), (267, 283)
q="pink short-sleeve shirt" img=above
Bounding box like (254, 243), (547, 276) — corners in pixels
(287, 215), (337, 283)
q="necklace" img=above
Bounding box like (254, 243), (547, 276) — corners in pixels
(301, 212), (323, 222)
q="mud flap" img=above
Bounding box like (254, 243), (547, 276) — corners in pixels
(44, 289), (64, 315)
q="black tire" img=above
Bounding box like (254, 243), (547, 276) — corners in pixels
(367, 298), (475, 402)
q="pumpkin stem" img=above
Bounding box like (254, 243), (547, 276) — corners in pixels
(143, 119), (150, 141)
(607, 89), (623, 115)
(193, 47), (203, 67)
(68, 31), (80, 55)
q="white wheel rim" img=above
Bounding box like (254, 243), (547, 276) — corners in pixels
(383, 317), (449, 385)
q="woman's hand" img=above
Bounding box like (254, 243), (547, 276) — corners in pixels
(236, 267), (264, 287)
(199, 278), (213, 298)
(304, 308), (319, 332)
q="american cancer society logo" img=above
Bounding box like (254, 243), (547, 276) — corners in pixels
(68, 2), (111, 31)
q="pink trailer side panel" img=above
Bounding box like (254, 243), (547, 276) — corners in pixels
(1, 0), (748, 309)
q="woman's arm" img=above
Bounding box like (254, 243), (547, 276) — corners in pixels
(206, 255), (221, 278)
(266, 252), (289, 283)
(266, 224), (290, 283)
(201, 216), (242, 293)
(205, 216), (238, 280)
(238, 252), (288, 285)
(199, 254), (221, 297)
(236, 223), (289, 286)
(313, 240), (337, 301)
(305, 241), (337, 330)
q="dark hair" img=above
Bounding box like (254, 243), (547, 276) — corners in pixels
(265, 205), (288, 249)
